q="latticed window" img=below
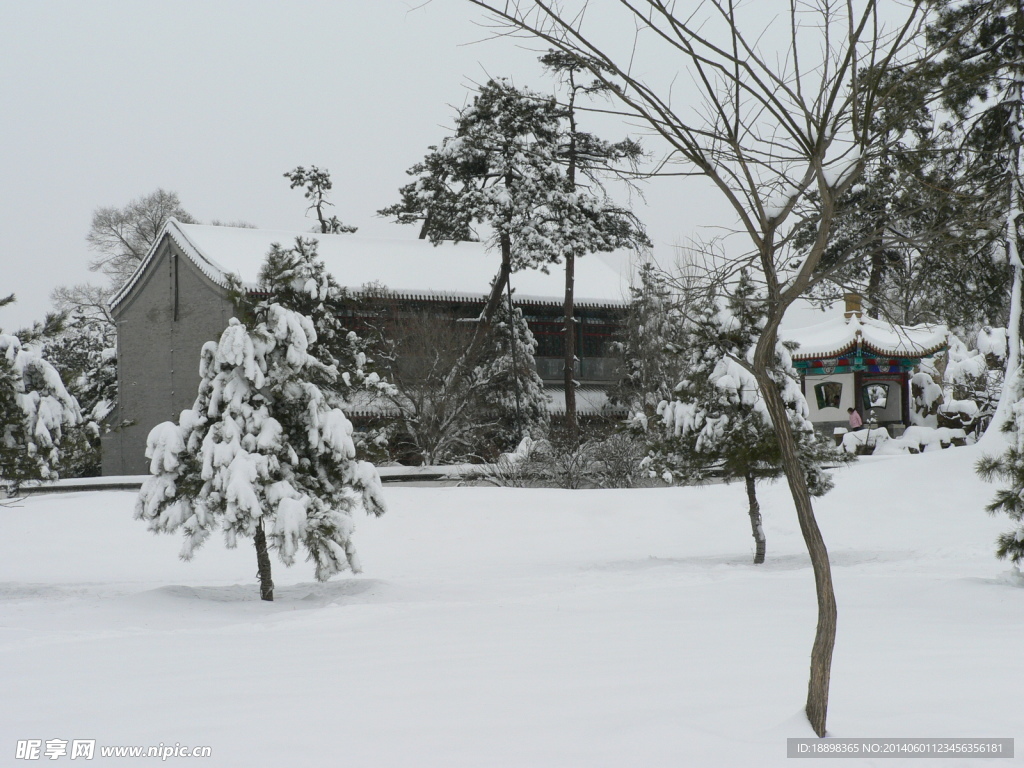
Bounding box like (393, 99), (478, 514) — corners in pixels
(814, 381), (843, 410)
(581, 324), (616, 358)
(530, 321), (565, 357)
(863, 382), (890, 410)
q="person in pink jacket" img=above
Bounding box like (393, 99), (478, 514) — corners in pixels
(847, 407), (863, 429)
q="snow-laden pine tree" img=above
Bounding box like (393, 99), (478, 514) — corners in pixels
(643, 272), (845, 564)
(380, 79), (567, 325)
(928, 0), (1024, 432)
(135, 303), (386, 601)
(382, 77), (647, 438)
(0, 297), (82, 489)
(43, 312), (118, 477)
(539, 50), (650, 439)
(476, 296), (549, 452)
(249, 237), (393, 459)
(612, 262), (689, 425)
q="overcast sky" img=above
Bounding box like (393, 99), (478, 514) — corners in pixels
(0, 1), (788, 332)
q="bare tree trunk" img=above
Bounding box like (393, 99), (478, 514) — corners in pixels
(744, 471), (766, 565)
(254, 521), (274, 602)
(479, 232), (513, 326)
(754, 324), (836, 738)
(563, 78), (580, 443)
(507, 278), (524, 443)
(867, 245), (886, 319)
(563, 250), (579, 442)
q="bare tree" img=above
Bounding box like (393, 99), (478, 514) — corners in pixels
(87, 189), (197, 288)
(50, 283), (114, 325)
(377, 310), (500, 464)
(372, 294), (548, 465)
(467, 0), (930, 737)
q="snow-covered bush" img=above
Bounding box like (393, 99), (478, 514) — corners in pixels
(912, 328), (1006, 438)
(940, 329), (1006, 436)
(872, 426), (967, 455)
(480, 425), (646, 489)
(840, 427), (892, 455)
(373, 293), (549, 465)
(135, 304), (386, 601)
(910, 371), (944, 427)
(0, 330), (82, 488)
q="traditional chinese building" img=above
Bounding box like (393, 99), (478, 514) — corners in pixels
(780, 295), (948, 434)
(102, 220), (636, 475)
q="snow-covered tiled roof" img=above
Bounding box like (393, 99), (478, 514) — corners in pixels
(779, 312), (948, 360)
(110, 219), (639, 311)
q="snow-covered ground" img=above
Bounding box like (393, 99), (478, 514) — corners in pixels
(1, 446), (1021, 767)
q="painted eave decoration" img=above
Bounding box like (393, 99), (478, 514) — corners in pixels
(780, 313), (948, 374)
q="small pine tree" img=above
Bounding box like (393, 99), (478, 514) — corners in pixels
(0, 298), (82, 489)
(612, 262), (689, 425)
(284, 166), (358, 234)
(476, 296), (549, 452)
(249, 237), (393, 460)
(643, 271), (846, 564)
(135, 304), (386, 601)
(43, 312), (118, 477)
(976, 405), (1024, 565)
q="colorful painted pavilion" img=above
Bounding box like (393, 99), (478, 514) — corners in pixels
(780, 296), (948, 433)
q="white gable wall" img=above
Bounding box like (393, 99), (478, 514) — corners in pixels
(804, 372), (857, 423)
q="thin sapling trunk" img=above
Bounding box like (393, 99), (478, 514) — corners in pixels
(745, 471), (766, 565)
(755, 325), (836, 737)
(563, 250), (579, 442)
(254, 521), (274, 602)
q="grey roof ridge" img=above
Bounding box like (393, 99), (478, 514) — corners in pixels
(108, 218), (249, 312)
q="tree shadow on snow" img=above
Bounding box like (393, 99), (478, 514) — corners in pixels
(148, 579), (384, 607)
(587, 549), (919, 573)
